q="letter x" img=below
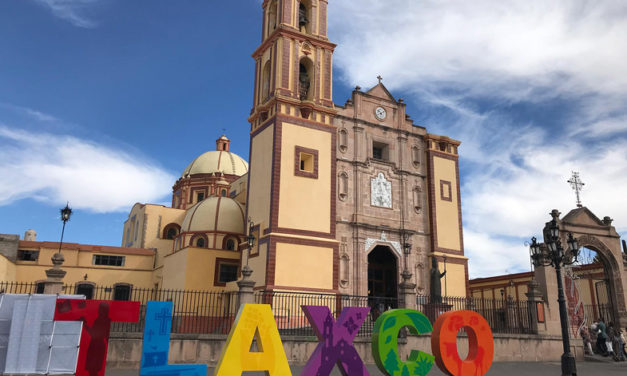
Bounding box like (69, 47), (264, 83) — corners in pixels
(301, 305), (371, 376)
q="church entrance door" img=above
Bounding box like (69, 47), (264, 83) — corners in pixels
(368, 246), (398, 308)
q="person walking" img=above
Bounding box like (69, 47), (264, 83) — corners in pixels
(580, 326), (594, 355)
(597, 317), (609, 356)
(617, 327), (626, 361)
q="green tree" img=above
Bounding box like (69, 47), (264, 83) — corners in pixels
(384, 349), (400, 374)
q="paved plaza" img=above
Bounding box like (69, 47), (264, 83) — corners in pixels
(105, 360), (627, 376)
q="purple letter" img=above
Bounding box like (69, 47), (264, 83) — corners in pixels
(300, 305), (371, 376)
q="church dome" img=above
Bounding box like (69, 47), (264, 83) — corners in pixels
(181, 135), (248, 177)
(181, 197), (246, 234)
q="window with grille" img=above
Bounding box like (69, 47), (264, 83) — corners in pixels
(93, 255), (125, 266)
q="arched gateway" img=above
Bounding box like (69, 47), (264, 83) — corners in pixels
(558, 207), (627, 327)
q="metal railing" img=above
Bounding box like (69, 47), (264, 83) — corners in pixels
(583, 303), (612, 323)
(416, 295), (536, 334)
(0, 282), (536, 336)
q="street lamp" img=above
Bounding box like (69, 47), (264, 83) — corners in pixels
(529, 215), (580, 376)
(58, 203), (72, 253)
(243, 219), (256, 273)
(401, 232), (412, 282)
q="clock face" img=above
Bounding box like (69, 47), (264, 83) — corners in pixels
(375, 106), (387, 120)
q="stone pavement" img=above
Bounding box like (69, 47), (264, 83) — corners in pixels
(105, 360), (627, 376)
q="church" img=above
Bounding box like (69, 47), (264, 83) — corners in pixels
(122, 0), (468, 299)
(0, 0), (468, 301)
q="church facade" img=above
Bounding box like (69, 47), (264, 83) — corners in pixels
(0, 0), (469, 300)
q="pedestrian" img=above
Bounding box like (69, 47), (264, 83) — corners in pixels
(580, 326), (593, 355)
(607, 322), (616, 359)
(597, 317), (609, 356)
(617, 327), (626, 361)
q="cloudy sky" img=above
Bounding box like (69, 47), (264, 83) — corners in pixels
(0, 0), (625, 278)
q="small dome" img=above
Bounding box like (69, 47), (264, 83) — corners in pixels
(182, 151), (248, 177)
(181, 197), (245, 235)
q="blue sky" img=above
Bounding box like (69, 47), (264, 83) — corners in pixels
(1, 0), (626, 278)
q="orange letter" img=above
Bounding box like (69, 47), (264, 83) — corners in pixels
(431, 310), (494, 376)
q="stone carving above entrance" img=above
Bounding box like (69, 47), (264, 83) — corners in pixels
(371, 172), (392, 208)
(365, 231), (402, 256)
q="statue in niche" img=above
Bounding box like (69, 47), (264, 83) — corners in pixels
(429, 257), (446, 303)
(299, 3), (308, 32)
(299, 64), (310, 100)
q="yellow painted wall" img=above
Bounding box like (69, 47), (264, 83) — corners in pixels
(162, 249), (188, 290)
(14, 249), (154, 288)
(0, 255), (16, 281)
(433, 157), (461, 250)
(278, 122), (331, 233)
(274, 243), (333, 290)
(143, 205), (185, 268)
(248, 125), (274, 234)
(162, 247), (240, 291)
(439, 261), (466, 297)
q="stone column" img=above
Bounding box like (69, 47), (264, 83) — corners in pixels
(43, 252), (66, 294)
(399, 270), (417, 310)
(525, 278), (547, 335)
(237, 265), (256, 306)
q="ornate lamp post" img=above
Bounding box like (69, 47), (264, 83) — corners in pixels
(237, 219), (256, 305)
(244, 220), (256, 271)
(529, 214), (580, 376)
(399, 232), (416, 310)
(44, 203), (72, 293)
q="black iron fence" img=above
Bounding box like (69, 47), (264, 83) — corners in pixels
(0, 282), (536, 336)
(416, 295), (536, 334)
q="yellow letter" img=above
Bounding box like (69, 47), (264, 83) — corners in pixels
(213, 304), (291, 376)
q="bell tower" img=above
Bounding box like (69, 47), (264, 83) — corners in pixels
(246, 0), (338, 293)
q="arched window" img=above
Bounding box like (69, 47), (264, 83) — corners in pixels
(221, 189), (227, 197)
(412, 146), (421, 167)
(413, 186), (423, 213)
(163, 223), (181, 240)
(298, 1), (309, 33)
(35, 282), (45, 294)
(267, 0), (278, 36)
(339, 129), (348, 152)
(76, 283), (95, 300)
(299, 58), (313, 101)
(226, 239), (236, 251)
(262, 61), (272, 101)
(196, 237), (205, 248)
(113, 284), (132, 301)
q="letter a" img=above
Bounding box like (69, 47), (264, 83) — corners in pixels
(213, 304), (290, 376)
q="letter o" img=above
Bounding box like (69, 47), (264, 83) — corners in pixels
(431, 310), (494, 376)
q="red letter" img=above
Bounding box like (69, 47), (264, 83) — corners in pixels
(55, 299), (140, 376)
(431, 310), (494, 376)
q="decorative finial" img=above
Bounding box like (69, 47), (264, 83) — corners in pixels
(377, 75), (383, 84)
(567, 171), (585, 208)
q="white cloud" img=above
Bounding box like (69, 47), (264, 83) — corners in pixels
(328, 1), (627, 278)
(330, 0), (627, 99)
(33, 0), (103, 28)
(0, 125), (175, 213)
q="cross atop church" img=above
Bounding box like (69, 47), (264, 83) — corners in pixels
(567, 171), (585, 208)
(377, 75), (383, 84)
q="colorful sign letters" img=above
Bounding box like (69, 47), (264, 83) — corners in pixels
(54, 299), (140, 376)
(301, 305), (371, 375)
(209, 305), (495, 376)
(0, 293), (495, 376)
(140, 301), (206, 376)
(372, 309), (435, 376)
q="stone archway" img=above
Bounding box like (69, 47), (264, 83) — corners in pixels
(559, 207), (627, 328)
(367, 245), (398, 301)
(574, 234), (626, 326)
